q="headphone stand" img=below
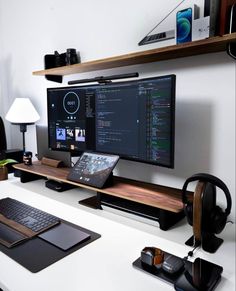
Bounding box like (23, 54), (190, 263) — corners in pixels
(182, 173), (232, 254)
(185, 232), (223, 253)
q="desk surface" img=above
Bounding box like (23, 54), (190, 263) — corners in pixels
(0, 176), (235, 291)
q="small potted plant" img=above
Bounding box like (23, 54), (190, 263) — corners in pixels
(0, 159), (17, 181)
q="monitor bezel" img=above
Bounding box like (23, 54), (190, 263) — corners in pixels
(47, 74), (176, 168)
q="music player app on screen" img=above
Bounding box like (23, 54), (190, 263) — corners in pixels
(47, 87), (96, 153)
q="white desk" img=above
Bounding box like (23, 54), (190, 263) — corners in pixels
(0, 175), (235, 291)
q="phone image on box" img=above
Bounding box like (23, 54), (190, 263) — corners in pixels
(176, 8), (192, 44)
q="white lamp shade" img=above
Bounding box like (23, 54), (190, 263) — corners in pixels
(5, 98), (40, 124)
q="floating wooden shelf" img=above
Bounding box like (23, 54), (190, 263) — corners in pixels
(33, 33), (236, 77)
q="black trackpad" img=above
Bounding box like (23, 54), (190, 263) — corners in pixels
(38, 222), (91, 250)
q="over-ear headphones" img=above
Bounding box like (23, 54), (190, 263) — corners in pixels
(182, 173), (232, 240)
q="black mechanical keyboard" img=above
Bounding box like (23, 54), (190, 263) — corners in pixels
(0, 197), (60, 233)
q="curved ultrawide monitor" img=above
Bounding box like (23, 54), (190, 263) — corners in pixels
(47, 74), (176, 168)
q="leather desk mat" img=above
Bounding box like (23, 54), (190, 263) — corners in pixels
(0, 220), (101, 273)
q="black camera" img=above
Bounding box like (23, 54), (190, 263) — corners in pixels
(66, 48), (79, 65)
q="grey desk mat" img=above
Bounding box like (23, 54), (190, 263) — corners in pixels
(0, 220), (101, 273)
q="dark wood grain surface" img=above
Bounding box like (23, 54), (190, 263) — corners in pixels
(14, 162), (187, 213)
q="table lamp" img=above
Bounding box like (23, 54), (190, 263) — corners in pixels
(5, 98), (40, 152)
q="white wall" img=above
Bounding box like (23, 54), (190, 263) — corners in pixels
(0, 0), (235, 220)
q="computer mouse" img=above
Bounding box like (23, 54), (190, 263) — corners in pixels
(162, 254), (184, 275)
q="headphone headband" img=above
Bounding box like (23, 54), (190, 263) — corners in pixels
(182, 173), (232, 216)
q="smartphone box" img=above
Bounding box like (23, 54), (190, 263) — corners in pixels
(192, 16), (210, 41)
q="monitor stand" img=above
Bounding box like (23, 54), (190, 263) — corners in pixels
(79, 171), (185, 231)
(14, 162), (185, 231)
(78, 172), (114, 210)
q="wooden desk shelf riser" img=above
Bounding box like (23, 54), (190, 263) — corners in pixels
(14, 162), (190, 230)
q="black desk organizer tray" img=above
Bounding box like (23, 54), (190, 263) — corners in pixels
(0, 220), (101, 273)
(133, 252), (223, 291)
(133, 252), (185, 285)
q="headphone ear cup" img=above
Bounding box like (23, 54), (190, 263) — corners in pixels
(184, 202), (193, 226)
(202, 183), (227, 234)
(210, 206), (227, 234)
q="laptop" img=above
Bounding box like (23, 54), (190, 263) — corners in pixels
(138, 0), (187, 46)
(36, 125), (71, 167)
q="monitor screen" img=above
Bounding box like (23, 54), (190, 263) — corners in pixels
(47, 74), (176, 168)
